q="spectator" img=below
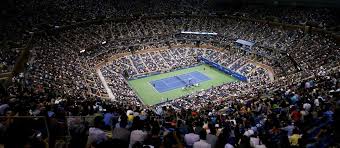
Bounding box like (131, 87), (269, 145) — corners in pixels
(193, 130), (211, 148)
(206, 124), (218, 148)
(289, 129), (301, 147)
(129, 117), (147, 148)
(87, 116), (108, 147)
(185, 127), (200, 147)
(112, 118), (131, 143)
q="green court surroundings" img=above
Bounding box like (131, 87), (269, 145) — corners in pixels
(128, 64), (238, 105)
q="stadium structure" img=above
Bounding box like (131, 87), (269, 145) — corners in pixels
(0, 0), (339, 148)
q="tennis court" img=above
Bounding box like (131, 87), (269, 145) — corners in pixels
(128, 64), (238, 105)
(150, 71), (211, 93)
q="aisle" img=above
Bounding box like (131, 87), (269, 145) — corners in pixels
(96, 69), (115, 101)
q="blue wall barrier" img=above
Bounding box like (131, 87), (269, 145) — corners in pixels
(198, 57), (248, 82)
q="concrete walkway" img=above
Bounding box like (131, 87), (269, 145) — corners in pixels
(96, 68), (115, 101)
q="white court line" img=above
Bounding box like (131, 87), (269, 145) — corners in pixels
(151, 71), (209, 93)
(153, 77), (184, 92)
(149, 81), (161, 93)
(149, 78), (175, 93)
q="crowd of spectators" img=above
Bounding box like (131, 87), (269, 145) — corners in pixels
(1, 0), (339, 43)
(0, 46), (20, 73)
(2, 64), (338, 148)
(1, 10), (338, 75)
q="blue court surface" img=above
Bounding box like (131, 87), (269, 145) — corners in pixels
(150, 71), (211, 93)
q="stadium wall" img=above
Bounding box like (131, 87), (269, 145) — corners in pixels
(198, 57), (248, 82)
